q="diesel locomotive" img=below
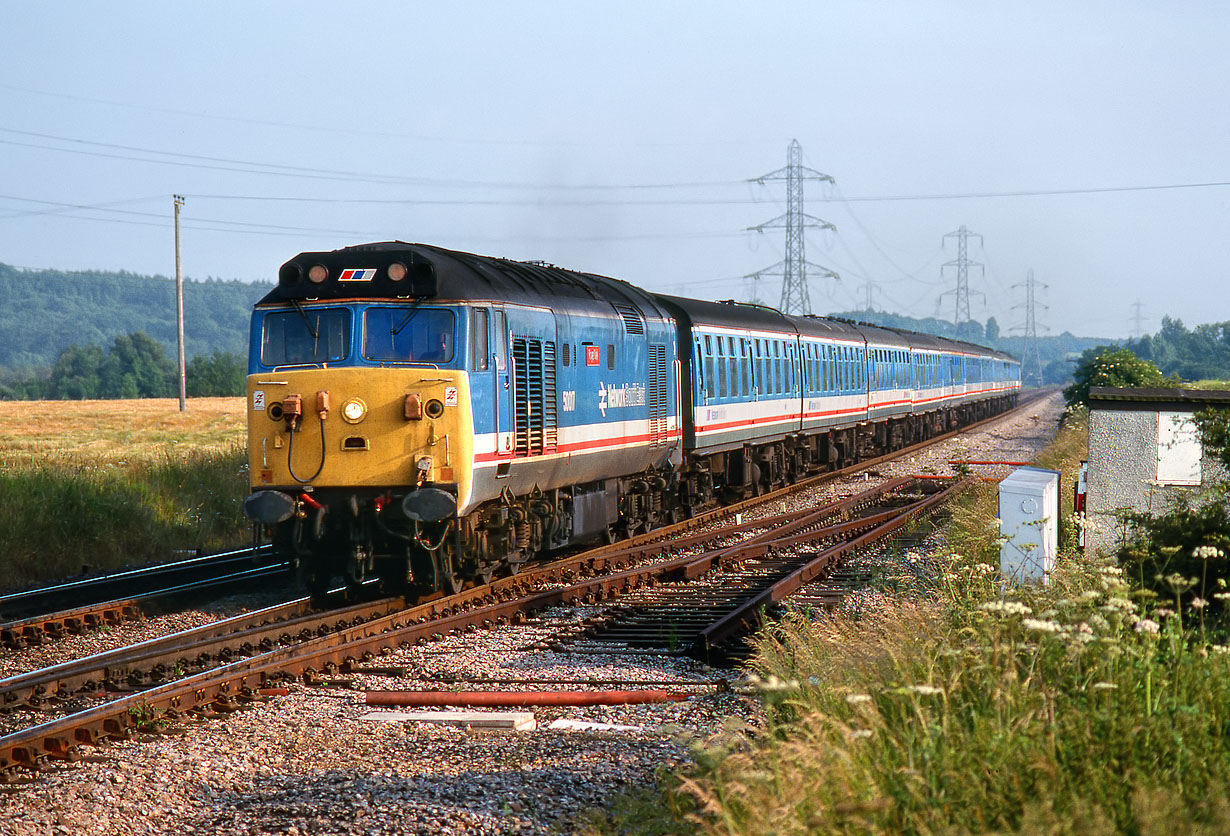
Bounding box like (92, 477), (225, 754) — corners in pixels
(241, 242), (1020, 601)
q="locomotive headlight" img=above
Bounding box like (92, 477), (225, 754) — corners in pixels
(308, 264), (328, 283)
(341, 398), (367, 423)
(387, 262), (407, 281)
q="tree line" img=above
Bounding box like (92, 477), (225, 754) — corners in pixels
(1127, 316), (1230, 382)
(0, 261), (268, 376)
(0, 332), (245, 400)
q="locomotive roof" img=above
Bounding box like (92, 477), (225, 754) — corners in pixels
(260, 241), (671, 322)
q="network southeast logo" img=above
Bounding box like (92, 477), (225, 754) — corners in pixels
(597, 381), (646, 417)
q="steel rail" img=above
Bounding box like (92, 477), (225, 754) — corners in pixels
(0, 563), (290, 650)
(0, 547), (277, 622)
(695, 478), (970, 656)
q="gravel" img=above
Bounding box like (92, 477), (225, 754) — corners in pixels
(0, 395), (1062, 834)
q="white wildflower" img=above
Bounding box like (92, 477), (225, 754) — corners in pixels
(848, 729), (874, 740)
(1192, 545), (1225, 560)
(1191, 597), (1208, 610)
(907, 685), (944, 696)
(1080, 590), (1102, 602)
(845, 694), (873, 705)
(1091, 682), (1118, 690)
(1087, 614), (1111, 632)
(1023, 618), (1062, 634)
(980, 601), (1032, 616)
(1133, 618), (1161, 634)
(1210, 645), (1230, 655)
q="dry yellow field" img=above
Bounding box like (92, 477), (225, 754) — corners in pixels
(0, 397), (246, 467)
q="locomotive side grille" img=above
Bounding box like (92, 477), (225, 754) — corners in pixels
(611, 303), (645, 335)
(649, 343), (668, 447)
(512, 337), (558, 457)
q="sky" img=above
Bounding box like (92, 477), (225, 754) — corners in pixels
(1, 1), (1227, 339)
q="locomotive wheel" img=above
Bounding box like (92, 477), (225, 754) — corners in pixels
(430, 548), (464, 595)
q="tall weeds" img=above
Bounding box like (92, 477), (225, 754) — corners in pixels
(0, 444), (249, 590)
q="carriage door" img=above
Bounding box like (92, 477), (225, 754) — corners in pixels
(493, 309), (514, 458)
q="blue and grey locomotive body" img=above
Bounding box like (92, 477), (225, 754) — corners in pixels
(241, 241), (1019, 598)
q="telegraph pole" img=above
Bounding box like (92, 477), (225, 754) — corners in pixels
(1011, 269), (1048, 387)
(939, 225), (984, 327)
(745, 139), (839, 314)
(174, 194), (186, 412)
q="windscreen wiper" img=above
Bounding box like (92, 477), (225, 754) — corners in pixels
(291, 300), (319, 339)
(391, 301), (424, 335)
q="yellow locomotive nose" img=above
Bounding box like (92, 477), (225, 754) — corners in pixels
(246, 367), (472, 497)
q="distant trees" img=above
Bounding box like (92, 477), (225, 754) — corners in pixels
(99, 332), (176, 398)
(1129, 317), (1230, 383)
(0, 332), (246, 400)
(186, 350), (246, 397)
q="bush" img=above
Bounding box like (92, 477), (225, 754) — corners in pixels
(1063, 346), (1169, 410)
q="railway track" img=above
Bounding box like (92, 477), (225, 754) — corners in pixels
(0, 475), (964, 777)
(0, 548), (288, 650)
(0, 394), (1044, 778)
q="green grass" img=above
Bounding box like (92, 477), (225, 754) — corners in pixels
(0, 444), (250, 590)
(586, 411), (1230, 836)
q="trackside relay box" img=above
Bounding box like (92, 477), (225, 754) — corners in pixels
(999, 466), (1061, 585)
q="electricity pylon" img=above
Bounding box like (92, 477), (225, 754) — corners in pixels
(939, 225), (984, 327)
(1011, 269), (1048, 387)
(746, 139), (839, 314)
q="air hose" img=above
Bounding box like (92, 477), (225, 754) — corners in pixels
(287, 415), (327, 484)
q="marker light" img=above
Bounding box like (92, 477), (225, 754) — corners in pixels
(387, 262), (408, 281)
(341, 398), (367, 423)
(308, 264), (328, 283)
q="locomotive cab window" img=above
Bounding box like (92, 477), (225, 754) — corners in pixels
(261, 307), (351, 367)
(362, 307), (455, 363)
(472, 308), (489, 371)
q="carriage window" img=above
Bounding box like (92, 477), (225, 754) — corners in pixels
(718, 357), (728, 398)
(705, 356), (716, 399)
(472, 309), (489, 371)
(262, 307), (351, 366)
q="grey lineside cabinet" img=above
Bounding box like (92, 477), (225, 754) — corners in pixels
(999, 466), (1061, 585)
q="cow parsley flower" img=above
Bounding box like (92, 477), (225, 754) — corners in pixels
(1134, 618), (1161, 634)
(1023, 618), (1062, 634)
(980, 601), (1032, 616)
